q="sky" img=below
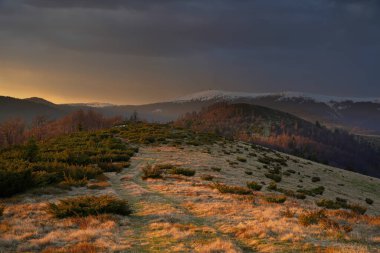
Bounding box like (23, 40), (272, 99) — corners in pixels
(0, 0), (379, 105)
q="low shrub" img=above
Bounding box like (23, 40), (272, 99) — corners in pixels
(0, 166), (33, 197)
(311, 177), (321, 183)
(47, 195), (131, 218)
(0, 204), (4, 217)
(316, 199), (342, 209)
(297, 186), (325, 197)
(58, 174), (88, 188)
(282, 207), (296, 218)
(267, 182), (277, 191)
(365, 198), (374, 205)
(237, 157), (247, 163)
(299, 210), (326, 226)
(211, 167), (222, 172)
(264, 195), (287, 204)
(155, 164), (176, 171)
(214, 183), (251, 195)
(141, 165), (163, 180)
(315, 198), (367, 214)
(97, 163), (125, 173)
(246, 181), (262, 191)
(201, 174), (214, 181)
(245, 171), (253, 175)
(265, 173), (282, 182)
(336, 197), (348, 206)
(169, 168), (196, 177)
(277, 188), (306, 200)
(32, 171), (61, 186)
(63, 165), (102, 181)
(348, 203), (367, 215)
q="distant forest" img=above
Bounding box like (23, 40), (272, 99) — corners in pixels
(175, 103), (380, 178)
(0, 110), (121, 149)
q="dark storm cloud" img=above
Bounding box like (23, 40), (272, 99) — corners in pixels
(0, 0), (379, 103)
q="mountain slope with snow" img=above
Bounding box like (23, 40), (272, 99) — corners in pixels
(173, 90), (380, 105)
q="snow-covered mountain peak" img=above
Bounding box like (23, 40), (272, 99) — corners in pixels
(173, 90), (380, 104)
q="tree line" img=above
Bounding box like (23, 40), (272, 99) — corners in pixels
(0, 110), (122, 149)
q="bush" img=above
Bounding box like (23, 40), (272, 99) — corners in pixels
(277, 188), (306, 200)
(336, 197), (348, 206)
(142, 165), (163, 180)
(246, 181), (262, 191)
(63, 165), (102, 181)
(348, 203), (367, 215)
(297, 186), (325, 197)
(316, 198), (367, 214)
(267, 182), (277, 191)
(58, 174), (88, 188)
(201, 174), (214, 181)
(155, 164), (176, 171)
(316, 199), (342, 209)
(47, 195), (131, 218)
(211, 167), (222, 172)
(365, 198), (374, 205)
(0, 167), (33, 197)
(169, 168), (196, 177)
(32, 171), (61, 186)
(23, 138), (39, 162)
(214, 183), (251, 195)
(265, 173), (282, 182)
(245, 171), (253, 175)
(97, 162), (125, 173)
(311, 177), (321, 183)
(237, 157), (247, 163)
(299, 210), (326, 226)
(264, 195), (287, 204)
(0, 204), (4, 217)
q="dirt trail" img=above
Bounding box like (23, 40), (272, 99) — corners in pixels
(107, 147), (253, 253)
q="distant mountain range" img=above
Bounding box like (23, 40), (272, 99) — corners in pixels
(1, 90), (380, 134)
(172, 90), (380, 135)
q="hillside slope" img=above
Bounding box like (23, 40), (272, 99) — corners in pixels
(175, 103), (380, 178)
(1, 125), (379, 252)
(174, 90), (380, 135)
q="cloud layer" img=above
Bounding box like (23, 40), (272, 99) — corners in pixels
(0, 0), (379, 104)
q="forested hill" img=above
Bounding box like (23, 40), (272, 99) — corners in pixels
(175, 103), (380, 178)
